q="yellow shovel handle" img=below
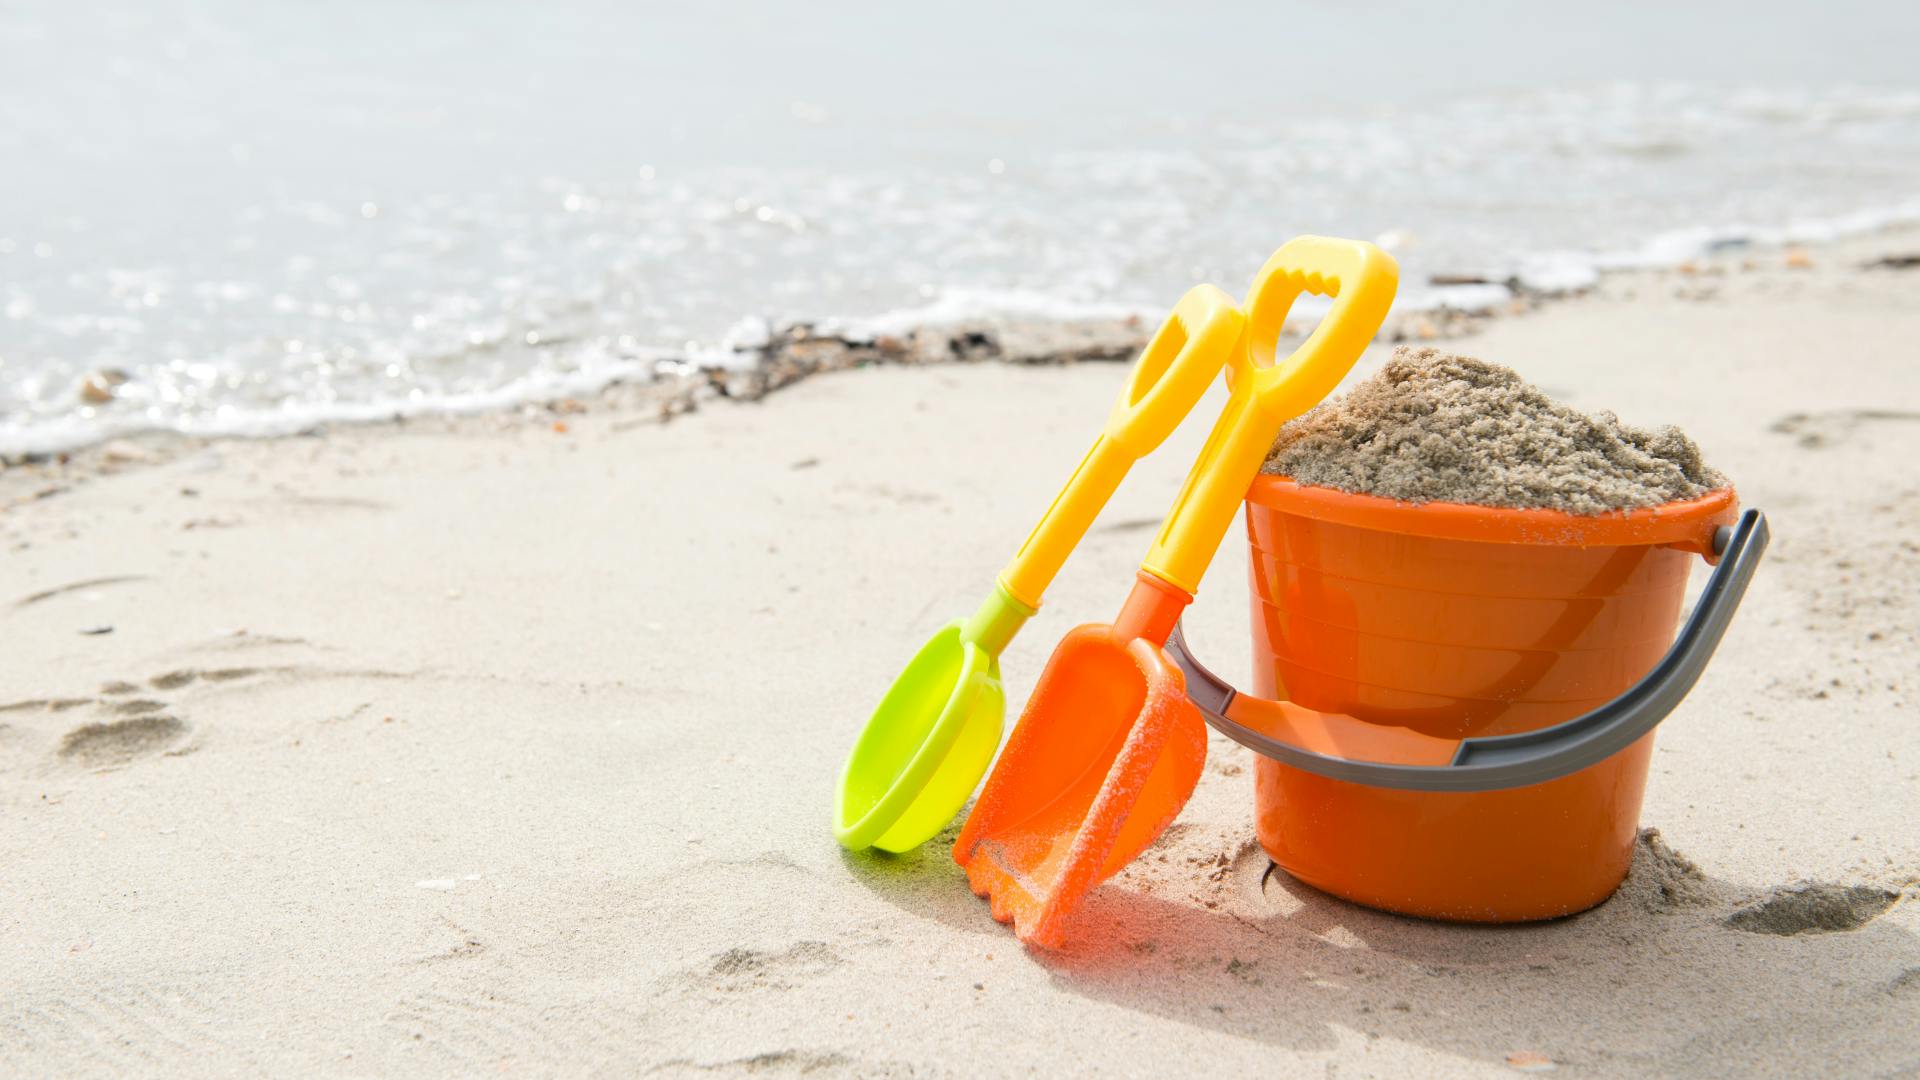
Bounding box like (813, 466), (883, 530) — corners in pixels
(996, 285), (1245, 610)
(1142, 237), (1399, 595)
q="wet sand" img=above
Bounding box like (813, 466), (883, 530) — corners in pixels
(2, 235), (1917, 1077)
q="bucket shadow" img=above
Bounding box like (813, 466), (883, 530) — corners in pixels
(1030, 836), (1919, 1072)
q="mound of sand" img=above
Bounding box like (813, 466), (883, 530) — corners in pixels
(1264, 347), (1727, 513)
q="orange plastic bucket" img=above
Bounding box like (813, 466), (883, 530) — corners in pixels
(1238, 477), (1740, 922)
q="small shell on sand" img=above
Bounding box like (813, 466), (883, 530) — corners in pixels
(100, 440), (151, 465)
(78, 376), (116, 404)
(77, 369), (130, 405)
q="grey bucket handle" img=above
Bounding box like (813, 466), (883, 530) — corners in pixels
(1166, 508), (1769, 792)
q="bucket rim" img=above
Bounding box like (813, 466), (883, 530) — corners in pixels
(1247, 476), (1737, 552)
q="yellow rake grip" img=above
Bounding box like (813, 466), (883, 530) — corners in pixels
(1142, 237), (1399, 595)
(997, 284), (1245, 610)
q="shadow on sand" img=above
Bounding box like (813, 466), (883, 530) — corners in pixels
(849, 828), (1919, 1074)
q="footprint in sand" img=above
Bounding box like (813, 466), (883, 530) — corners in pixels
(57, 715), (190, 768)
(696, 941), (844, 994)
(149, 667), (259, 690)
(1725, 882), (1903, 936)
(1768, 408), (1920, 450)
(8, 665), (281, 770)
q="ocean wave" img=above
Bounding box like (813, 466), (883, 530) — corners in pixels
(4, 198), (1914, 458)
(5, 78), (1918, 456)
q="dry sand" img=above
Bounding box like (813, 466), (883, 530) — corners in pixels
(2, 236), (1918, 1077)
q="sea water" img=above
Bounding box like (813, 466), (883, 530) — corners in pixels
(3, 1), (1917, 453)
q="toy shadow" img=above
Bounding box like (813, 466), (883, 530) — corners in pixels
(836, 814), (1008, 939)
(848, 831), (1919, 1072)
(1045, 845), (1918, 1072)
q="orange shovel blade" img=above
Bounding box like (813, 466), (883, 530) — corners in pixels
(952, 628), (1207, 949)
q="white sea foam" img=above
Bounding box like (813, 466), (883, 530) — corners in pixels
(1595, 200), (1920, 271)
(5, 195), (1915, 458)
(0, 344), (676, 456)
(4, 32), (1918, 457)
(833, 289), (1160, 342)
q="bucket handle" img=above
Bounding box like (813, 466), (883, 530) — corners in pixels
(1166, 509), (1770, 792)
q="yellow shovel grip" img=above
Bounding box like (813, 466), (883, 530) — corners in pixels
(1142, 237), (1399, 595)
(997, 285), (1245, 610)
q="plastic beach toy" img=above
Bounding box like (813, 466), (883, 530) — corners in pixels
(1169, 507), (1768, 791)
(833, 285), (1246, 853)
(1168, 480), (1767, 921)
(953, 236), (1398, 947)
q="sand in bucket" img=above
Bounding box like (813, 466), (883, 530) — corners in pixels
(1263, 346), (1725, 513)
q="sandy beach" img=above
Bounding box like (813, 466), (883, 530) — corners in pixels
(3, 235), (1917, 1077)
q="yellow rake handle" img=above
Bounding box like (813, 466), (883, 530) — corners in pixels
(1142, 236), (1399, 595)
(996, 284), (1245, 610)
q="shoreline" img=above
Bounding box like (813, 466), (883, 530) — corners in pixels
(5, 221), (1917, 486)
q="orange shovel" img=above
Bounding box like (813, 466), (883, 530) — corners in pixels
(952, 236), (1399, 948)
